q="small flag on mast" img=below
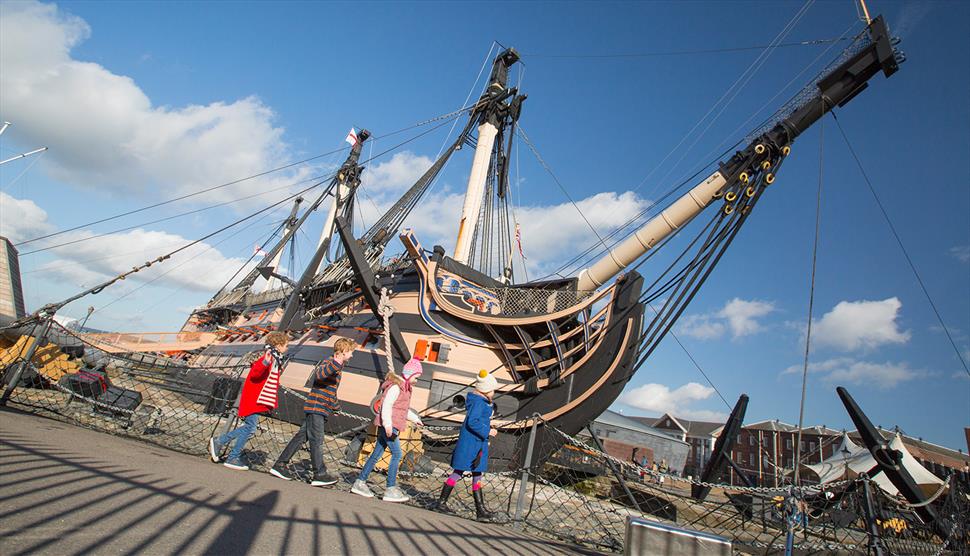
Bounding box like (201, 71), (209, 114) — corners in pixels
(253, 244), (268, 258)
(515, 223), (526, 260)
(345, 127), (359, 147)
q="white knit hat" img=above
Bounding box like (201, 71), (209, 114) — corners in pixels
(475, 369), (498, 393)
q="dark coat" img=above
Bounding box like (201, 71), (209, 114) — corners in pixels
(450, 391), (493, 473)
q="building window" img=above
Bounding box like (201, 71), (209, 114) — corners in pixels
(749, 435), (756, 446)
(800, 441), (806, 451)
(786, 439), (793, 450)
(750, 453), (756, 466)
(737, 435), (742, 444)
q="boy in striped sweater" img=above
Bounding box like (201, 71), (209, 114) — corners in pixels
(269, 337), (356, 486)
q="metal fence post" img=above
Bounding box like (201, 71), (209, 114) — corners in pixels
(860, 476), (885, 556)
(1, 318), (53, 406)
(513, 415), (539, 526)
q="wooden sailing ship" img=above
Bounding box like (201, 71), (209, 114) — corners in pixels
(159, 16), (903, 464)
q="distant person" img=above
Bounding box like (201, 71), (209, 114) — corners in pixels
(431, 369), (499, 521)
(351, 357), (424, 502)
(269, 337), (356, 486)
(208, 331), (289, 470)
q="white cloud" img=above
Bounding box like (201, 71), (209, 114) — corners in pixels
(619, 382), (726, 421)
(781, 357), (926, 389)
(949, 245), (970, 263)
(0, 1), (308, 204)
(5, 192), (253, 293)
(781, 356), (855, 375)
(44, 228), (254, 293)
(679, 297), (775, 340)
(362, 151), (434, 197)
(678, 317), (726, 340)
(516, 191), (651, 269)
(719, 298), (775, 337)
(355, 155), (653, 276)
(812, 298), (910, 351)
(0, 192), (55, 243)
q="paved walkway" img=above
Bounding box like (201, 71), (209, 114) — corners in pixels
(0, 408), (598, 555)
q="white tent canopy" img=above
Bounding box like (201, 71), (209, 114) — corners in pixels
(803, 432), (944, 498)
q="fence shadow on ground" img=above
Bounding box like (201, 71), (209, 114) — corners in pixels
(0, 414), (595, 556)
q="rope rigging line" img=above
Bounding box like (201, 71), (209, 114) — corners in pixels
(653, 305), (733, 410)
(537, 8), (854, 283)
(794, 109), (825, 485)
(433, 42), (497, 161)
(1, 180), (328, 332)
(19, 178), (318, 256)
(0, 146), (46, 192)
(103, 207), (287, 318)
(19, 217), (286, 278)
(20, 113), (465, 258)
(832, 112), (970, 378)
(13, 147), (345, 248)
(93, 201), (302, 315)
(641, 0), (815, 200)
(625, 0), (814, 204)
(209, 217), (290, 302)
(521, 36), (852, 59)
(542, 152), (731, 281)
(515, 125), (618, 267)
(14, 104), (479, 248)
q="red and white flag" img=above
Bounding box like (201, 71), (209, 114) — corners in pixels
(345, 127), (358, 147)
(515, 222), (527, 260)
(253, 244), (268, 258)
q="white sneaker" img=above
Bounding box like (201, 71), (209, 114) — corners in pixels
(208, 438), (222, 463)
(351, 479), (374, 498)
(383, 486), (409, 503)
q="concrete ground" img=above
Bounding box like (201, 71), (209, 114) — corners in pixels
(0, 408), (599, 555)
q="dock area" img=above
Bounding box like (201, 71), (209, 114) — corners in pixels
(0, 408), (596, 555)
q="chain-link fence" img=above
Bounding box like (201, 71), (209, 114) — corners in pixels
(1, 328), (967, 555)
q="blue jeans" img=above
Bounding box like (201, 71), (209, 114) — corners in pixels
(217, 413), (259, 461)
(358, 427), (402, 487)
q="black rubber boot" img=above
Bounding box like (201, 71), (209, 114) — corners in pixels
(473, 489), (497, 522)
(430, 483), (454, 513)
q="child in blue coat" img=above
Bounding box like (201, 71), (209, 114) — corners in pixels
(431, 369), (498, 521)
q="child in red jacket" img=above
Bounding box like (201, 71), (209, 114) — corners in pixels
(208, 331), (288, 470)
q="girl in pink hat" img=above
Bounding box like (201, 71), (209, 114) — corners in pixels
(351, 356), (424, 502)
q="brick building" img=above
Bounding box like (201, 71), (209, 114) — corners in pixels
(586, 410), (690, 474)
(631, 414), (724, 478)
(625, 412), (970, 488)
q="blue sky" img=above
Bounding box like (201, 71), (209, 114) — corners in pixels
(1, 1), (967, 450)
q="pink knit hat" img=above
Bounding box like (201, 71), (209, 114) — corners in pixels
(402, 357), (423, 380)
